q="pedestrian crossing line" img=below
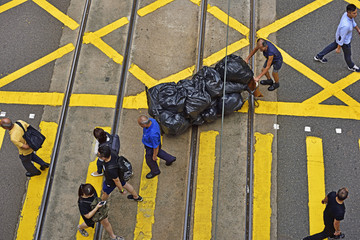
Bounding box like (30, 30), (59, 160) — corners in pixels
(302, 72), (360, 105)
(76, 126), (110, 239)
(253, 132), (273, 240)
(0, 0), (27, 14)
(32, 0), (79, 30)
(0, 43), (75, 88)
(193, 131), (219, 240)
(137, 0), (175, 17)
(0, 127), (6, 150)
(306, 137), (326, 235)
(15, 121), (58, 240)
(133, 151), (160, 240)
(257, 0), (333, 38)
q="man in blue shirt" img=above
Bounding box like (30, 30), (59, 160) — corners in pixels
(245, 38), (283, 91)
(138, 115), (176, 179)
(314, 4), (360, 72)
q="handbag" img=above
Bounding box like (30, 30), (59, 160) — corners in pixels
(15, 122), (46, 151)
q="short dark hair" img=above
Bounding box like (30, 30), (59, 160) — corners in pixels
(78, 183), (95, 198)
(93, 128), (107, 144)
(337, 188), (348, 201)
(98, 145), (111, 158)
(347, 4), (356, 12)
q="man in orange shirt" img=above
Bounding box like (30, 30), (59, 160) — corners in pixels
(1, 118), (49, 177)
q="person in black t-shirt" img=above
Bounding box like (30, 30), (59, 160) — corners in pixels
(303, 187), (348, 240)
(77, 183), (124, 240)
(98, 145), (143, 202)
(91, 128), (112, 177)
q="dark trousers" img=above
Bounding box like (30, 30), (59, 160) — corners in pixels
(145, 145), (176, 174)
(317, 40), (354, 68)
(96, 158), (104, 174)
(19, 152), (46, 174)
(303, 226), (335, 240)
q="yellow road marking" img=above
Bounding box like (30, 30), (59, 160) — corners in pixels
(16, 121), (58, 240)
(76, 126), (110, 239)
(257, 0), (333, 38)
(188, 0), (201, 6)
(0, 0), (27, 13)
(133, 152), (160, 240)
(32, 0), (79, 30)
(0, 128), (6, 150)
(306, 137), (326, 235)
(253, 132), (273, 240)
(0, 44), (74, 88)
(303, 72), (360, 105)
(94, 17), (129, 38)
(344, 0), (360, 9)
(137, 0), (175, 17)
(193, 131), (219, 240)
(275, 44), (360, 107)
(207, 5), (249, 37)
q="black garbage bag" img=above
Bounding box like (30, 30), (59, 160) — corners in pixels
(201, 99), (218, 123)
(193, 66), (223, 98)
(215, 54), (253, 85)
(217, 93), (244, 115)
(178, 78), (212, 119)
(224, 81), (248, 94)
(158, 82), (186, 113)
(156, 111), (191, 135)
(146, 84), (164, 117)
(191, 115), (205, 126)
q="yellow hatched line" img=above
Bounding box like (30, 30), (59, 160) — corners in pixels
(16, 122), (58, 240)
(344, 0), (360, 8)
(306, 137), (326, 235)
(76, 126), (111, 239)
(253, 132), (273, 240)
(133, 152), (160, 240)
(303, 72), (360, 105)
(0, 0), (27, 13)
(257, 0), (333, 38)
(138, 0), (175, 17)
(0, 128), (6, 150)
(275, 44), (360, 107)
(193, 131), (219, 240)
(0, 44), (75, 88)
(95, 17), (129, 38)
(32, 0), (79, 30)
(188, 0), (201, 6)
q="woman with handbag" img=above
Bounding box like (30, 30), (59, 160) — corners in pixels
(77, 183), (124, 240)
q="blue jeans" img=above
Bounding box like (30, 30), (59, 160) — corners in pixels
(96, 158), (104, 174)
(317, 40), (354, 68)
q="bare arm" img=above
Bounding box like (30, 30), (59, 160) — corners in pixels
(153, 145), (159, 161)
(83, 203), (102, 219)
(355, 26), (360, 34)
(254, 55), (273, 82)
(245, 47), (259, 64)
(333, 219), (341, 236)
(113, 177), (125, 194)
(321, 196), (328, 204)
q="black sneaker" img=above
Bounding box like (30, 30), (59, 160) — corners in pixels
(146, 172), (160, 179)
(314, 55), (328, 63)
(26, 172), (41, 177)
(127, 195), (143, 202)
(260, 79), (273, 85)
(332, 233), (345, 239)
(268, 82), (279, 91)
(40, 163), (50, 170)
(78, 227), (89, 237)
(166, 158), (176, 166)
(348, 65), (360, 72)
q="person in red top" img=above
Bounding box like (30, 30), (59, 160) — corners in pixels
(0, 118), (49, 177)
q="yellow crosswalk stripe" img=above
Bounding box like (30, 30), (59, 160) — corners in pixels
(193, 131), (219, 240)
(137, 0), (175, 17)
(306, 137), (326, 235)
(32, 0), (79, 30)
(253, 132), (273, 240)
(76, 127), (110, 239)
(0, 0), (27, 14)
(16, 121), (58, 240)
(0, 128), (6, 150)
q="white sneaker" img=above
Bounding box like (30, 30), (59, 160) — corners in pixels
(348, 65), (360, 72)
(91, 172), (103, 177)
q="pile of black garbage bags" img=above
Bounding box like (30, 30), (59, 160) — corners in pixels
(146, 54), (254, 135)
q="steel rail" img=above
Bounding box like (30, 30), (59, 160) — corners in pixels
(245, 0), (256, 239)
(34, 0), (92, 239)
(93, 0), (139, 239)
(182, 0), (208, 239)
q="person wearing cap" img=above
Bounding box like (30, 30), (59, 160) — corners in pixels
(137, 115), (176, 179)
(0, 118), (49, 177)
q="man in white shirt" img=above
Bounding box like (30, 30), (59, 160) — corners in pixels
(314, 4), (360, 72)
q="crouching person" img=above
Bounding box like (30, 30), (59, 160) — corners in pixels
(77, 183), (124, 240)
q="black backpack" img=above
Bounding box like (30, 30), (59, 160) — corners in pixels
(16, 122), (46, 151)
(107, 156), (133, 182)
(100, 133), (120, 155)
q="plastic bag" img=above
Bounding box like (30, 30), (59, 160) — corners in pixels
(146, 84), (164, 117)
(224, 81), (248, 94)
(191, 115), (205, 126)
(193, 66), (223, 98)
(178, 79), (212, 119)
(215, 54), (253, 85)
(158, 82), (186, 113)
(217, 93), (244, 115)
(156, 111), (191, 135)
(201, 99), (218, 123)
